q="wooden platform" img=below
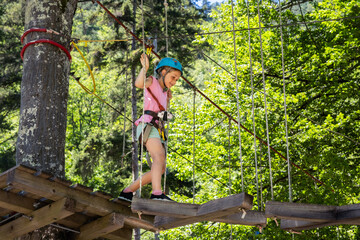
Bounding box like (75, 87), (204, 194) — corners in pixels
(132, 193), (266, 230)
(280, 204), (360, 231)
(0, 165), (156, 239)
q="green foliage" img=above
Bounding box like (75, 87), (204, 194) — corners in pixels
(0, 0), (23, 172)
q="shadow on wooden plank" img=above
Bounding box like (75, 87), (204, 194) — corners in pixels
(265, 201), (336, 222)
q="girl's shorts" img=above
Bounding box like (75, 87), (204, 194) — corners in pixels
(136, 123), (164, 143)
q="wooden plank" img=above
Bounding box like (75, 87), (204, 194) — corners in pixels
(154, 193), (254, 230)
(132, 193), (252, 219)
(265, 201), (336, 222)
(76, 213), (125, 240)
(0, 198), (75, 239)
(196, 193), (253, 216)
(103, 227), (133, 240)
(6, 168), (157, 232)
(131, 197), (199, 218)
(214, 210), (267, 227)
(0, 189), (37, 214)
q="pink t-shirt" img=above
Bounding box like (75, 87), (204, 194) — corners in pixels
(135, 76), (168, 126)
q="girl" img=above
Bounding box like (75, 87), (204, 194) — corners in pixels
(119, 54), (183, 202)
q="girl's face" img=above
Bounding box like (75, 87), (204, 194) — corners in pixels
(162, 69), (181, 89)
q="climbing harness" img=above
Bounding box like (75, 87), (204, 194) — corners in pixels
(138, 87), (173, 145)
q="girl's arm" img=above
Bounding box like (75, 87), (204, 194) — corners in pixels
(135, 54), (153, 89)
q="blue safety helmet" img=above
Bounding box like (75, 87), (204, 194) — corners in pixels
(155, 57), (183, 75)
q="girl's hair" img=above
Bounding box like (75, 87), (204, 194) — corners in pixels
(156, 66), (179, 78)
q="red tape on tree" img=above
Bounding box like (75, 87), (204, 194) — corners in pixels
(20, 39), (72, 62)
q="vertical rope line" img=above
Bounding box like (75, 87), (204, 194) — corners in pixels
(231, 0), (244, 193)
(228, 117), (233, 239)
(278, 0), (292, 202)
(163, 0), (169, 194)
(246, 0), (260, 209)
(139, 0), (147, 197)
(122, 49), (128, 167)
(164, 0), (169, 57)
(192, 89), (196, 204)
(257, 0), (274, 200)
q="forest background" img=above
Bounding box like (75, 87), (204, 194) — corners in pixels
(1, 0), (359, 239)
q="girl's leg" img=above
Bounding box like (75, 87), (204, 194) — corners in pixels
(125, 137), (165, 192)
(146, 138), (166, 191)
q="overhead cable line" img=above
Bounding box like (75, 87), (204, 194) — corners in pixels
(144, 15), (360, 41)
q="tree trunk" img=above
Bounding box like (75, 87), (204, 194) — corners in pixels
(15, 0), (77, 239)
(16, 0), (77, 179)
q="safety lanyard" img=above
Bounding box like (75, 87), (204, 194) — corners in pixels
(147, 87), (166, 112)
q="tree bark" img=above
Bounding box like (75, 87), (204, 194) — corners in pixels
(16, 0), (78, 239)
(16, 0), (77, 179)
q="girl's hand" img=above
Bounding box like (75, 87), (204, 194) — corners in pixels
(140, 53), (149, 71)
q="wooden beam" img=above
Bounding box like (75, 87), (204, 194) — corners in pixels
(5, 167), (157, 232)
(265, 201), (336, 222)
(0, 198), (75, 239)
(103, 227), (133, 240)
(154, 193), (254, 230)
(131, 197), (199, 218)
(76, 213), (125, 240)
(0, 189), (36, 214)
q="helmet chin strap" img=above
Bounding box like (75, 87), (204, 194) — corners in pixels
(161, 68), (171, 92)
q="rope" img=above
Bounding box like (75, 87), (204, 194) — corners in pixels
(228, 118), (232, 195)
(21, 28), (59, 44)
(164, 0), (169, 57)
(163, 0), (170, 195)
(231, 0), (244, 193)
(139, 0), (147, 198)
(121, 50), (129, 167)
(70, 74), (133, 123)
(21, 39), (72, 61)
(192, 89), (196, 204)
(227, 117), (233, 239)
(247, 0), (260, 209)
(278, 0), (292, 202)
(257, 0), (274, 200)
(71, 41), (96, 94)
